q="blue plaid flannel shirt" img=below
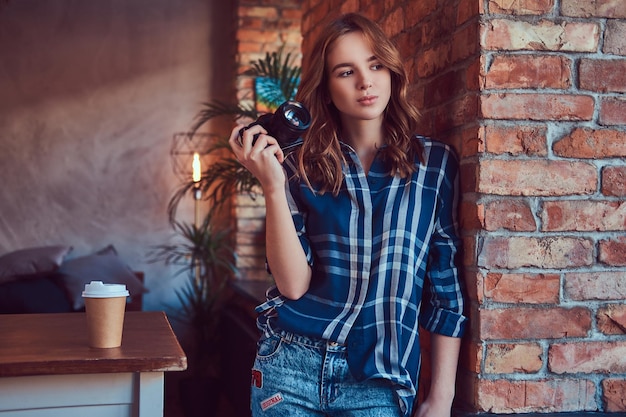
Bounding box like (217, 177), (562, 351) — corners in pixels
(256, 136), (468, 415)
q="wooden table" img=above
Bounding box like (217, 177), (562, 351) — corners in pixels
(0, 311), (187, 417)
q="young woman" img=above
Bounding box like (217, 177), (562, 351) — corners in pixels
(229, 13), (468, 417)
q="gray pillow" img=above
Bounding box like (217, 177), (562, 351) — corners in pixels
(57, 246), (148, 310)
(0, 246), (73, 285)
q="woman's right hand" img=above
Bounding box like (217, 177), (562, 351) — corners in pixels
(229, 123), (312, 299)
(229, 124), (286, 195)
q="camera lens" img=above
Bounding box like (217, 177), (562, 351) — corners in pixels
(278, 101), (310, 131)
(283, 105), (308, 128)
(268, 101), (310, 150)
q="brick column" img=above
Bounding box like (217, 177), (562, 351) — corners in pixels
(467, 1), (626, 412)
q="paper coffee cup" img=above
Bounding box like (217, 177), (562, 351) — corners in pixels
(82, 281), (130, 348)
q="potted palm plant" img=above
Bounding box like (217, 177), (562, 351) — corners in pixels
(154, 46), (302, 417)
(167, 47), (302, 222)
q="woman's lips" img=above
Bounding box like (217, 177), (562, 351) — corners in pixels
(358, 95), (378, 105)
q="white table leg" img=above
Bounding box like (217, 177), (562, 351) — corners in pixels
(137, 372), (164, 417)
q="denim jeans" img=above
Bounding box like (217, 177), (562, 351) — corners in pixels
(250, 329), (402, 417)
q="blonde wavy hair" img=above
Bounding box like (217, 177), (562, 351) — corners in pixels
(295, 13), (423, 195)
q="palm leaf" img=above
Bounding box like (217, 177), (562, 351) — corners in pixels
(167, 45), (300, 224)
(166, 137), (260, 222)
(189, 100), (257, 136)
(255, 77), (288, 110)
(247, 48), (301, 104)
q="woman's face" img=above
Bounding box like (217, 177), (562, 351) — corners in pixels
(325, 32), (391, 126)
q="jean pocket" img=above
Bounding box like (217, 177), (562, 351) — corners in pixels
(256, 333), (283, 360)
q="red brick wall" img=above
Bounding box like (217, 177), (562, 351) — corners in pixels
(467, 0), (626, 413)
(235, 0), (626, 413)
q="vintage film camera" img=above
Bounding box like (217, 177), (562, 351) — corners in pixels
(238, 100), (311, 153)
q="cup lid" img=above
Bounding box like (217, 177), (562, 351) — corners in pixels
(82, 281), (129, 298)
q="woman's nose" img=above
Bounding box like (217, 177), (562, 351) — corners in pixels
(359, 78), (372, 90)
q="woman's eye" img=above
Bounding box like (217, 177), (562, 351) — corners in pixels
(338, 70), (353, 77)
(372, 63), (384, 71)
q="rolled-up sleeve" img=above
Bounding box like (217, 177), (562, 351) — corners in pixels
(419, 148), (468, 337)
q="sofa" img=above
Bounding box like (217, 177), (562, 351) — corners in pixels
(0, 245), (148, 314)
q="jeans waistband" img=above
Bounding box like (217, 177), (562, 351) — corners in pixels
(265, 324), (346, 351)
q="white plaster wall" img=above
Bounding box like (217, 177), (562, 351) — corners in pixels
(0, 0), (236, 311)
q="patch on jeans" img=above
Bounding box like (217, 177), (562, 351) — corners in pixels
(251, 369), (263, 388)
(260, 392), (283, 411)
